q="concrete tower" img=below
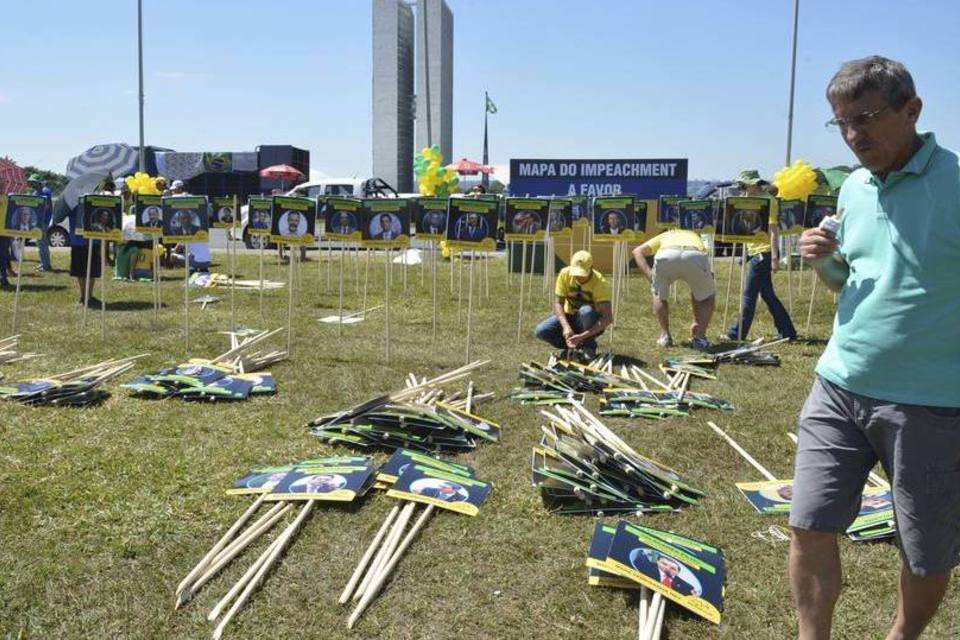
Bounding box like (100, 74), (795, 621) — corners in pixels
(372, 0), (415, 193)
(415, 0), (453, 164)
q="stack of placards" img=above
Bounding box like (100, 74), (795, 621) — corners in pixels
(341, 449), (493, 628)
(736, 479), (895, 542)
(587, 520), (725, 633)
(175, 456), (379, 637)
(0, 336), (41, 370)
(532, 404), (704, 514)
(308, 398), (500, 453)
(600, 388), (733, 419)
(0, 356), (143, 407)
(516, 358), (633, 396)
(123, 361), (277, 402)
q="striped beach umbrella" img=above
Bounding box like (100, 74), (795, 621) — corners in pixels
(65, 143), (139, 180)
(0, 157), (27, 194)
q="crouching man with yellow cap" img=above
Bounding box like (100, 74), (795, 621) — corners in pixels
(533, 250), (613, 360)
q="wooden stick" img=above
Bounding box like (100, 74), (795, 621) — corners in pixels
(338, 248), (345, 339)
(457, 247), (464, 323)
(339, 504), (400, 604)
(647, 594), (667, 640)
(517, 241), (528, 343)
(385, 249), (392, 364)
(465, 251), (475, 364)
(207, 530), (284, 622)
(152, 234), (160, 321)
(181, 502), (292, 604)
(737, 244), (747, 341)
(175, 493), (267, 600)
(804, 272), (819, 336)
(82, 238), (93, 327)
(432, 240), (438, 342)
(287, 244), (295, 355)
(211, 500), (315, 640)
(362, 249), (370, 320)
(353, 501), (415, 601)
(720, 247), (735, 334)
(258, 238), (265, 322)
(230, 195), (237, 331)
(9, 244), (24, 334)
(708, 421), (776, 480)
(348, 504), (434, 628)
(640, 592), (663, 640)
(184, 250), (190, 353)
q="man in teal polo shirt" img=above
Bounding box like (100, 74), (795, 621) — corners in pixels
(790, 55), (960, 640)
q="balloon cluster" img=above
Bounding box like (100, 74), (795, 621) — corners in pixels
(773, 160), (818, 201)
(124, 172), (162, 195)
(414, 145), (459, 197)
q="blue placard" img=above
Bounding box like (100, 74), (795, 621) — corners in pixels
(509, 158), (687, 198)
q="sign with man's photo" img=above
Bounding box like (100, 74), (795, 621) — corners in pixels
(592, 196), (635, 241)
(0, 194), (46, 240)
(161, 196), (209, 243)
(360, 198), (411, 248)
(504, 198), (550, 242)
(324, 197), (363, 242)
(246, 197), (273, 237)
(412, 197), (448, 240)
(80, 194), (123, 242)
(803, 194), (839, 229)
(445, 198), (499, 251)
(678, 199), (716, 235)
(717, 196), (770, 244)
(270, 196), (316, 245)
(134, 194), (164, 234)
(211, 196), (237, 229)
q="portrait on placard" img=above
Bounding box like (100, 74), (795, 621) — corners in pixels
(717, 196), (770, 244)
(325, 197), (363, 241)
(134, 194), (164, 234)
(593, 197), (635, 240)
(361, 199), (410, 247)
(504, 198), (549, 242)
(211, 196), (236, 229)
(446, 199), (498, 250)
(777, 198), (804, 236)
(161, 196), (209, 242)
(81, 194), (123, 241)
(678, 199), (716, 234)
(803, 194), (838, 229)
(246, 197), (273, 236)
(413, 198), (448, 240)
(547, 198), (572, 237)
(0, 194), (45, 240)
(657, 196), (688, 229)
(270, 196), (316, 245)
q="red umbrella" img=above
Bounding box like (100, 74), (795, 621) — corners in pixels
(259, 164), (305, 191)
(0, 157), (28, 194)
(447, 158), (496, 176)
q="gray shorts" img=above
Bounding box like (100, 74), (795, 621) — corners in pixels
(790, 376), (960, 576)
(652, 248), (715, 301)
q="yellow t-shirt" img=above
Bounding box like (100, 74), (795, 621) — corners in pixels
(746, 197), (778, 256)
(555, 267), (611, 315)
(642, 229), (706, 254)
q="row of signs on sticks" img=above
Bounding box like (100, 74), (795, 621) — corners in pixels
(0, 192), (839, 248)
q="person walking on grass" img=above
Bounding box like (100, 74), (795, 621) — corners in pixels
(27, 173), (53, 272)
(534, 250), (612, 360)
(632, 228), (715, 350)
(791, 55), (960, 640)
(725, 169), (797, 341)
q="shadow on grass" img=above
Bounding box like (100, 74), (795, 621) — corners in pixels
(8, 284), (69, 293)
(106, 301), (166, 311)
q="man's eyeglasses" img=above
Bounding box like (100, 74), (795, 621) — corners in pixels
(825, 106), (890, 130)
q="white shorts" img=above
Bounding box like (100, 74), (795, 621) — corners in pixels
(652, 247), (715, 301)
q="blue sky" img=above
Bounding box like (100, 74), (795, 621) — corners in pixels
(3, 0), (958, 181)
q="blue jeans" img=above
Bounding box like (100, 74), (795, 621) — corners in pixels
(728, 252), (796, 339)
(37, 229), (51, 270)
(534, 305), (602, 350)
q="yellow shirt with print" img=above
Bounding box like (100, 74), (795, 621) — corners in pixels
(555, 267), (611, 315)
(641, 229), (706, 254)
(746, 197), (778, 256)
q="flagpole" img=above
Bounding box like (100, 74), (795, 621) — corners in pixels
(482, 91), (490, 189)
(137, 0), (145, 172)
(785, 0), (800, 165)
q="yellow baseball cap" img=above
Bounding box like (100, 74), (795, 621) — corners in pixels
(569, 250), (593, 278)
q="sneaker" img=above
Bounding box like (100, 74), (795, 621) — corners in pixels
(656, 334), (673, 348)
(691, 336), (711, 351)
(85, 296), (103, 309)
(35, 265), (49, 272)
(775, 333), (797, 342)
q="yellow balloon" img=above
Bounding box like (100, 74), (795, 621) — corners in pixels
(773, 160), (818, 201)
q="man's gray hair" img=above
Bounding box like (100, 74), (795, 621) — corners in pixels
(826, 55), (916, 107)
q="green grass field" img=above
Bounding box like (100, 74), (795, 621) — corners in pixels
(2, 245), (957, 639)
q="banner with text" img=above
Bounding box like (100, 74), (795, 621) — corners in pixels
(509, 158), (687, 199)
